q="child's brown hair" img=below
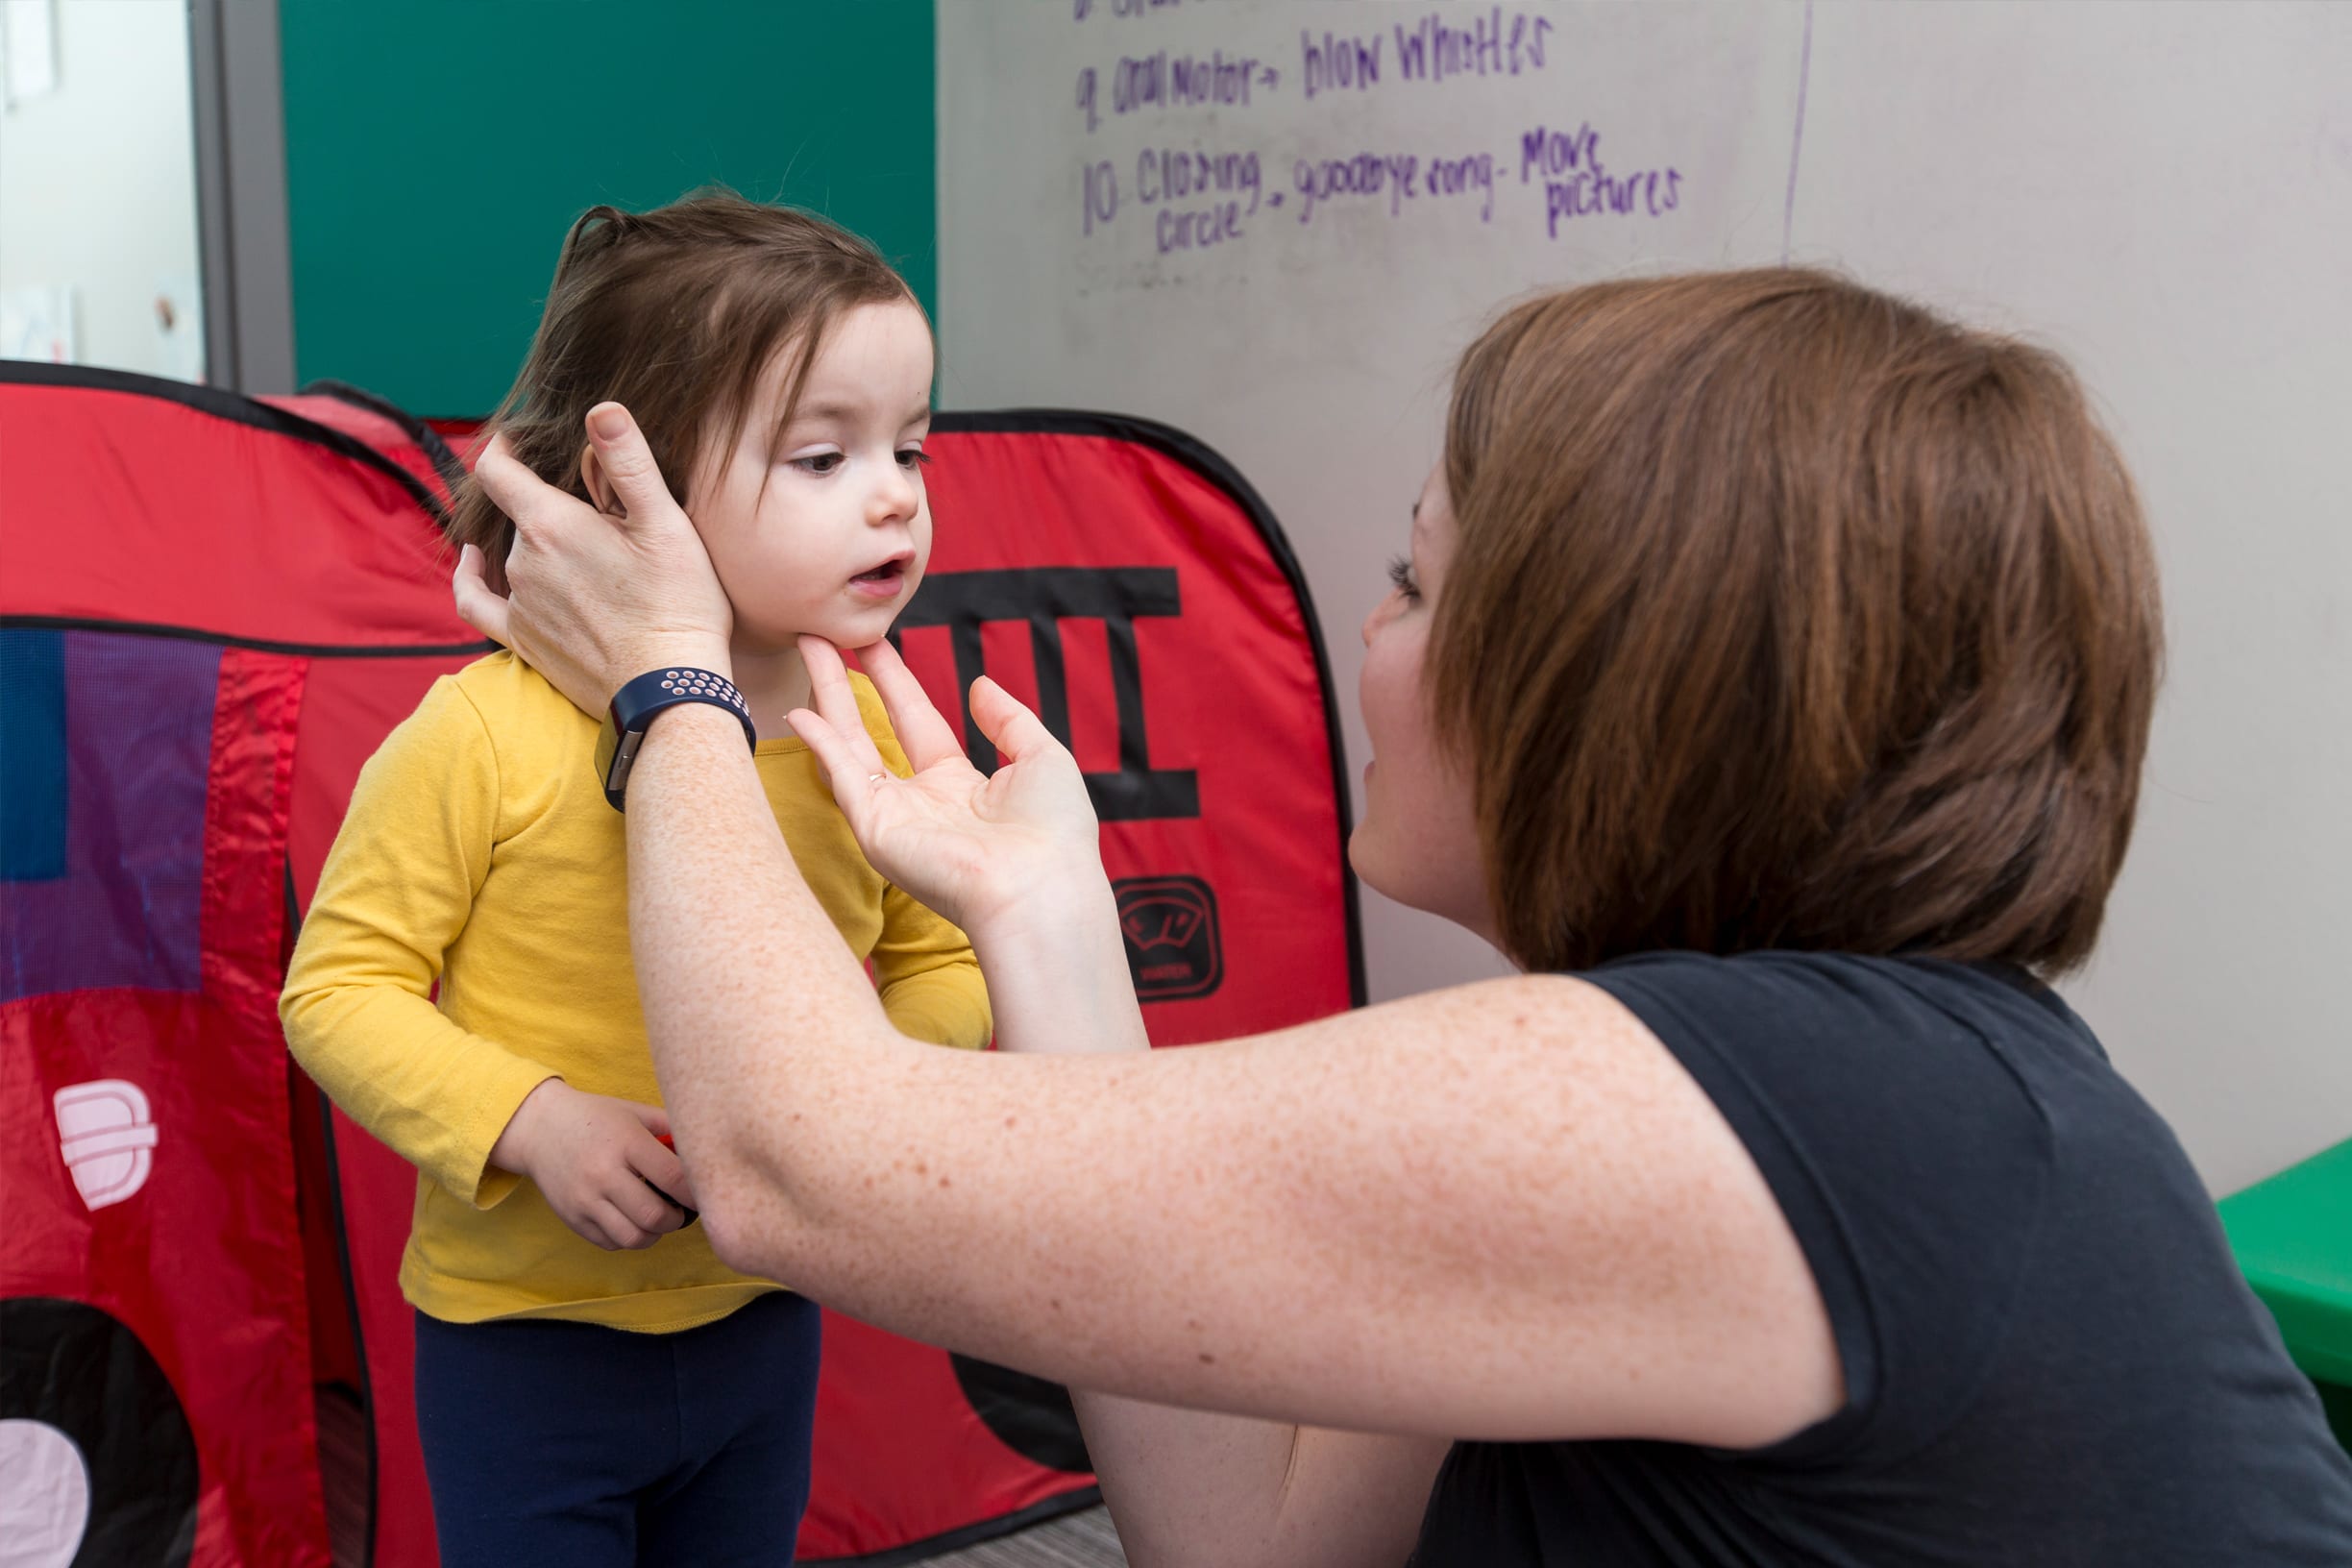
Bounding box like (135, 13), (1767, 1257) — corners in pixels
(450, 189), (922, 586)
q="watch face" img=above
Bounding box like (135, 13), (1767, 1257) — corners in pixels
(595, 709), (622, 785)
(597, 709), (637, 811)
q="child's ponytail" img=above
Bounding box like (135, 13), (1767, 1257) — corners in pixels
(551, 205), (635, 283)
(445, 207), (644, 586)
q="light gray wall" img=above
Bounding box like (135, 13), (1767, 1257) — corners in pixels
(0, 0), (204, 380)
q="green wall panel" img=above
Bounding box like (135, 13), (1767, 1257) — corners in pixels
(281, 0), (935, 416)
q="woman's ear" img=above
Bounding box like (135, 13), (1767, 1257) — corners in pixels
(578, 444), (626, 517)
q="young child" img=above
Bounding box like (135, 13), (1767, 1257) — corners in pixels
(280, 192), (989, 1567)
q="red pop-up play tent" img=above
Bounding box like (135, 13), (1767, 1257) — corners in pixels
(0, 362), (1361, 1566)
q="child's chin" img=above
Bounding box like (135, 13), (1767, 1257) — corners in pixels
(803, 606), (902, 649)
(735, 610), (886, 652)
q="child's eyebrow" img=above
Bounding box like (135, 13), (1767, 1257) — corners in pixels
(785, 398), (934, 428)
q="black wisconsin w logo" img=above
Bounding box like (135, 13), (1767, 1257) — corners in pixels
(893, 568), (1199, 822)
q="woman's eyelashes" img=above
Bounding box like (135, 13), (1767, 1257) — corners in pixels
(1386, 553), (1421, 601)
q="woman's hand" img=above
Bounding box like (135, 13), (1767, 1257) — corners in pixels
(453, 403), (734, 716)
(788, 634), (1104, 937)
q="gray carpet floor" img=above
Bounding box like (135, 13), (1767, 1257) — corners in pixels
(922, 1505), (1129, 1567)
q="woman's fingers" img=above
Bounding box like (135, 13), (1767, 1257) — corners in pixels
(968, 675), (1068, 770)
(460, 413), (734, 707)
(854, 637), (970, 772)
(804, 639), (884, 761)
(451, 543), (513, 648)
(469, 430), (542, 527)
(796, 638), (890, 774)
(797, 633), (847, 686)
(789, 705), (890, 822)
(580, 403), (684, 534)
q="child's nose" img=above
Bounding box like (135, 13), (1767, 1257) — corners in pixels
(869, 467), (919, 526)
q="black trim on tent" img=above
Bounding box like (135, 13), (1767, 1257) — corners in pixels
(805, 1485), (1105, 1568)
(931, 409), (1368, 1010)
(0, 617), (495, 661)
(300, 379), (469, 502)
(0, 359), (452, 527)
(287, 866), (380, 1568)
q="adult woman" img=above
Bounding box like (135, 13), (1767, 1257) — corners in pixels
(454, 270), (2352, 1564)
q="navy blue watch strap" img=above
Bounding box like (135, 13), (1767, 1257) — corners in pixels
(596, 667), (757, 810)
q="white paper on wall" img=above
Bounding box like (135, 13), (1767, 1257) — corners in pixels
(1, 0), (61, 108)
(0, 283), (76, 361)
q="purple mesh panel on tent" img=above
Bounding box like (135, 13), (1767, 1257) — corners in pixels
(0, 629), (220, 1004)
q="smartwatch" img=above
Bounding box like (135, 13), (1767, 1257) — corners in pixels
(595, 667), (757, 811)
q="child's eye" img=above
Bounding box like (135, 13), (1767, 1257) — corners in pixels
(1386, 554), (1421, 601)
(791, 453), (845, 476)
(896, 447), (932, 470)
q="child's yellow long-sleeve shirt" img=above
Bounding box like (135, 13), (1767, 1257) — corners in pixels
(281, 651), (989, 1333)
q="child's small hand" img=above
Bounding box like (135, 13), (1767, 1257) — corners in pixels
(489, 1079), (699, 1250)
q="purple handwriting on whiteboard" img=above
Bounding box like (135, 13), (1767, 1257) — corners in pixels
(1289, 151), (1497, 225)
(1083, 148), (1263, 254)
(1079, 50), (1281, 134)
(1520, 124), (1681, 234)
(1282, 127), (1681, 232)
(1073, 0), (1188, 22)
(1141, 146), (1262, 253)
(1303, 7), (1554, 100)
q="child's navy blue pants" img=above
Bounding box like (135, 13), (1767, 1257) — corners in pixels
(412, 1289), (821, 1567)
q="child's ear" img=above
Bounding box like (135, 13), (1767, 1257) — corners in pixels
(578, 444), (625, 517)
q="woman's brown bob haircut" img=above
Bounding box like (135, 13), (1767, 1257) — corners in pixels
(1432, 269), (2162, 977)
(449, 189), (921, 583)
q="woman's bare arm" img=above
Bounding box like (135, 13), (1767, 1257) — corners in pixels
(626, 703), (1841, 1450)
(1083, 1414), (1449, 1568)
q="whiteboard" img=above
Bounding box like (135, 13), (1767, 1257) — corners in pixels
(938, 0), (2352, 1194)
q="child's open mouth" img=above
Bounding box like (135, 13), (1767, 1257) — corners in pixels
(848, 560), (907, 598)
